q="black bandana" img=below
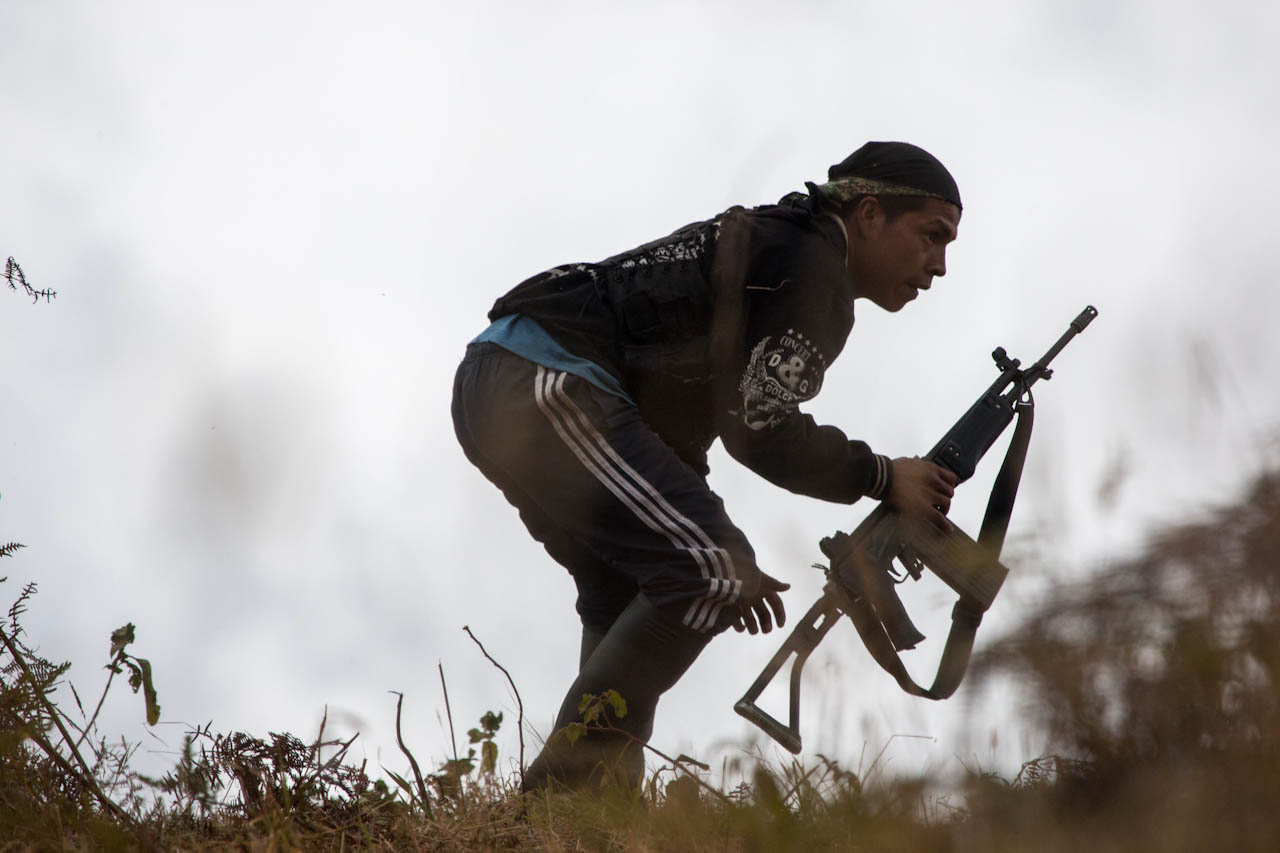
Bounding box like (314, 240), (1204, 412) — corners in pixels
(812, 141), (961, 211)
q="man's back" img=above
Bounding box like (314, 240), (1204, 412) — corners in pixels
(486, 195), (853, 476)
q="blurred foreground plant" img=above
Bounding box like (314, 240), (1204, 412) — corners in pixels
(965, 471), (1280, 849)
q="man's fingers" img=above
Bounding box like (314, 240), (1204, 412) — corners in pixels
(931, 462), (959, 487)
(755, 600), (773, 634)
(735, 573), (789, 635)
(766, 591), (786, 629)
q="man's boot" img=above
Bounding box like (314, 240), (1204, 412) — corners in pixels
(523, 594), (711, 792)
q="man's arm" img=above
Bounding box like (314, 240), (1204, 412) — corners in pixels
(717, 328), (955, 521)
(719, 404), (891, 503)
(711, 217), (951, 514)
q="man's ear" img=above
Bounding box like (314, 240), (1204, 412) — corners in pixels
(848, 195), (884, 239)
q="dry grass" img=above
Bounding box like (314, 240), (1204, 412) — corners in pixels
(3, 471), (1280, 850)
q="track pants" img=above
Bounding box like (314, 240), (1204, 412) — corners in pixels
(451, 342), (762, 787)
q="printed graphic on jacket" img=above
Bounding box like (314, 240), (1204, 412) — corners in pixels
(738, 329), (827, 430)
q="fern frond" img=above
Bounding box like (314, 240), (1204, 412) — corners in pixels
(4, 256), (25, 290)
(8, 580), (38, 625)
(4, 257), (55, 302)
(0, 542), (25, 559)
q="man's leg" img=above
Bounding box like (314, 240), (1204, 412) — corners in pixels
(454, 346), (638, 663)
(453, 345), (760, 790)
(522, 593), (709, 791)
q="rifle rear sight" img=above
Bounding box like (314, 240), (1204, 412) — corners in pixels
(992, 347), (1019, 373)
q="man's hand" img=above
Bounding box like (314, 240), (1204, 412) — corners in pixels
(731, 571), (789, 634)
(887, 456), (958, 533)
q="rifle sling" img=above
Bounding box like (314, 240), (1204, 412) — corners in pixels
(977, 400), (1034, 556)
(844, 594), (982, 699)
(849, 401), (1034, 699)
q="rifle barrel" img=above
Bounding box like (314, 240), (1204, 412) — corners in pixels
(1026, 305), (1097, 384)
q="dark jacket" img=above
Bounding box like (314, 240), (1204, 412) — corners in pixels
(488, 194), (891, 504)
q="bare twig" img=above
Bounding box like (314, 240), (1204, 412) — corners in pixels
(72, 664), (119, 754)
(311, 705), (329, 766)
(637, 737), (730, 803)
(438, 662), (458, 768)
(390, 690), (432, 818)
(438, 661), (468, 809)
(463, 625), (526, 787)
(296, 707), (362, 797)
(859, 732), (934, 785)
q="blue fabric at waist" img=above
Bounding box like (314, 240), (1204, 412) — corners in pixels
(470, 315), (633, 403)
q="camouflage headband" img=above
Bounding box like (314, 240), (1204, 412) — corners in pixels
(819, 141), (963, 210)
(809, 176), (948, 207)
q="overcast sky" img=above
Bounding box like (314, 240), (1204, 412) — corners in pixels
(3, 0), (1278, 788)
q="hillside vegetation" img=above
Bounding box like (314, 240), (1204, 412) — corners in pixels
(2, 472), (1278, 850)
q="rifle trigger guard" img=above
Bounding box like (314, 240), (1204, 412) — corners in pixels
(898, 545), (924, 582)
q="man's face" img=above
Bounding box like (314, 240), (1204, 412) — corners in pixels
(847, 197), (961, 312)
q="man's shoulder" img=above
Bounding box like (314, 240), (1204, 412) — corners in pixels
(739, 202), (846, 291)
(745, 200), (842, 250)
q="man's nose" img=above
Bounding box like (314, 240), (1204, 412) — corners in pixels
(927, 248), (947, 278)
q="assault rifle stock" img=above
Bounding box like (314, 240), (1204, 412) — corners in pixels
(736, 306), (1098, 754)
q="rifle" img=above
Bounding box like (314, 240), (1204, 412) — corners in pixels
(735, 306), (1098, 754)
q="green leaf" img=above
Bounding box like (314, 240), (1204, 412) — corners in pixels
(125, 660), (143, 692)
(109, 623), (136, 659)
(480, 710), (503, 734)
(564, 722), (586, 746)
(481, 739), (497, 775)
(604, 689), (627, 719)
(384, 768), (418, 804)
(438, 748), (476, 780)
(135, 657), (161, 725)
(467, 727), (485, 744)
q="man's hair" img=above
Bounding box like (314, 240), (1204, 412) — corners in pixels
(828, 193), (933, 223)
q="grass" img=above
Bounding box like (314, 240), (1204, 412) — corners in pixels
(2, 470), (1279, 850)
